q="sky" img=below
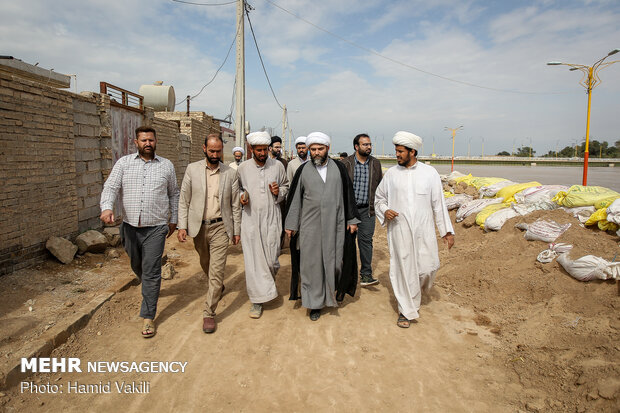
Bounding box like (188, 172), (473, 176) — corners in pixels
(1, 0), (619, 156)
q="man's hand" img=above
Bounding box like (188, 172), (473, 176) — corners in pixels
(167, 223), (177, 238)
(232, 235), (240, 245)
(443, 233), (455, 249)
(100, 209), (115, 224)
(240, 192), (249, 206)
(347, 224), (358, 234)
(285, 229), (296, 238)
(385, 209), (399, 221)
(177, 229), (187, 243)
(269, 182), (279, 197)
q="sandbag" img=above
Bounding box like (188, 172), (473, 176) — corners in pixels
(496, 182), (542, 203)
(584, 208), (619, 232)
(483, 205), (520, 232)
(479, 180), (516, 198)
(445, 194), (472, 211)
(515, 220), (571, 243)
(562, 206), (596, 224)
(557, 252), (620, 281)
(444, 191), (455, 198)
(453, 173), (474, 185)
(552, 185), (620, 209)
(537, 243), (573, 263)
(514, 185), (569, 204)
(455, 198), (504, 222)
(442, 171), (465, 182)
(468, 177), (508, 190)
(512, 200), (558, 216)
(606, 198), (620, 225)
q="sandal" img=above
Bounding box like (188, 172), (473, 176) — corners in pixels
(142, 319), (156, 338)
(397, 314), (410, 329)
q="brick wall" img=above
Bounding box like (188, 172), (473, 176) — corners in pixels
(0, 72), (79, 274)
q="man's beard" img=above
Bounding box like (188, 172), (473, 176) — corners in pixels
(397, 155), (410, 166)
(297, 150), (307, 159)
(138, 145), (155, 157)
(271, 150), (281, 158)
(207, 156), (220, 165)
(357, 147), (371, 157)
(255, 153), (268, 163)
(312, 153), (327, 166)
(235, 159), (242, 165)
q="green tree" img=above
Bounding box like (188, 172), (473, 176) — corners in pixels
(496, 151), (510, 156)
(515, 146), (535, 157)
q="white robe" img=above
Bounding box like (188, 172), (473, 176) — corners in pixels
(374, 161), (454, 320)
(237, 157), (289, 303)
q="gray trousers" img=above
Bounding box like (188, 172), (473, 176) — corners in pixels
(354, 206), (376, 277)
(120, 222), (168, 320)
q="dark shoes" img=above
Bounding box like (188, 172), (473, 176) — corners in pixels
(309, 309), (321, 321)
(203, 317), (216, 333)
(360, 275), (379, 287)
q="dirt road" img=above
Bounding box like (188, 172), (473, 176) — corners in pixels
(2, 210), (619, 412)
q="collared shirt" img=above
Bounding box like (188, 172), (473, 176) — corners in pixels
(316, 163), (328, 182)
(353, 155), (369, 205)
(100, 152), (179, 227)
(204, 164), (221, 220)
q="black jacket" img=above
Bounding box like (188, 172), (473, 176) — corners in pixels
(341, 154), (383, 216)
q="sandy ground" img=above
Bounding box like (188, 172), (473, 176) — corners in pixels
(1, 208), (619, 412)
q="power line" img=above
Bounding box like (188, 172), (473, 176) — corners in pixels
(175, 24), (239, 106)
(246, 7), (285, 109)
(171, 0), (236, 6)
(262, 0), (563, 95)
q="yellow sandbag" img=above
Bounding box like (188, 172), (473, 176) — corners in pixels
(552, 185), (620, 208)
(453, 173), (474, 185)
(585, 207), (620, 232)
(469, 177), (508, 189)
(476, 203), (508, 228)
(444, 191), (455, 198)
(496, 182), (541, 203)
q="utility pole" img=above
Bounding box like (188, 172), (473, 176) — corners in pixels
(234, 0), (246, 148)
(281, 104), (287, 157)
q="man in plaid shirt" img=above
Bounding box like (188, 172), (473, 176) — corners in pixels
(100, 126), (179, 338)
(341, 133), (383, 287)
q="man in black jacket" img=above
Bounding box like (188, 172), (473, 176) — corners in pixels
(341, 133), (383, 287)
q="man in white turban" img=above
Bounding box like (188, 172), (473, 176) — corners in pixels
(374, 131), (454, 328)
(237, 131), (289, 319)
(286, 136), (309, 184)
(285, 132), (360, 321)
(229, 146), (245, 170)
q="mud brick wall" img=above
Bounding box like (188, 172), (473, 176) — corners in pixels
(150, 117), (187, 186)
(0, 72), (79, 274)
(154, 112), (222, 164)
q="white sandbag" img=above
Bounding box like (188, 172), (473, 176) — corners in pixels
(445, 194), (473, 211)
(455, 198), (504, 222)
(562, 206), (596, 224)
(514, 185), (569, 204)
(606, 198), (620, 225)
(512, 200), (558, 216)
(479, 180), (516, 198)
(556, 252), (620, 281)
(536, 243), (573, 263)
(442, 171), (465, 182)
(484, 207), (520, 232)
(515, 219), (571, 243)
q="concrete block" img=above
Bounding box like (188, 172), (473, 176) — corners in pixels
(46, 236), (78, 264)
(75, 230), (108, 254)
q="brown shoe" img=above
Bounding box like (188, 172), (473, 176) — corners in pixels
(203, 317), (216, 333)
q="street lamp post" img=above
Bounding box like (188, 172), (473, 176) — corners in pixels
(547, 48), (619, 185)
(444, 126), (463, 172)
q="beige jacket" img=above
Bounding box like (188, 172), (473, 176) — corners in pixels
(178, 160), (241, 240)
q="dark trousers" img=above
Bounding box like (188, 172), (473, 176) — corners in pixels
(354, 206), (376, 277)
(120, 222), (168, 319)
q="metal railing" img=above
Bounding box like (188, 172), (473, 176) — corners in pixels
(99, 82), (143, 113)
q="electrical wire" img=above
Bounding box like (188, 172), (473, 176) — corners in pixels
(174, 25), (239, 106)
(245, 8), (285, 109)
(171, 0), (236, 6)
(262, 0), (563, 95)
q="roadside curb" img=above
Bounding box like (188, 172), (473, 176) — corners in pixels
(0, 275), (137, 390)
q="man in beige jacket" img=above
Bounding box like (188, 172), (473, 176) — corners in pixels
(177, 133), (241, 333)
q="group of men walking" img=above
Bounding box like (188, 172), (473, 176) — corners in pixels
(100, 126), (454, 337)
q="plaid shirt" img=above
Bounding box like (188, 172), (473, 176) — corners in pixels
(353, 156), (369, 205)
(100, 153), (179, 226)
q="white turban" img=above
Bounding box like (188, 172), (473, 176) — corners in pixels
(246, 131), (271, 146)
(232, 146), (245, 155)
(392, 131), (423, 151)
(295, 136), (307, 146)
(306, 132), (331, 147)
